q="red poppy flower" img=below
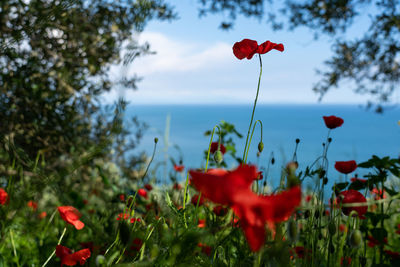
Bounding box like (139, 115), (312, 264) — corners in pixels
(197, 219), (206, 228)
(56, 245), (91, 266)
(130, 218), (141, 224)
(0, 188), (8, 205)
(116, 213), (130, 221)
(174, 165), (184, 172)
(137, 189), (148, 199)
(27, 200), (38, 211)
(173, 183), (182, 190)
(197, 243), (212, 256)
(58, 206), (85, 230)
(191, 194), (205, 206)
(305, 195), (312, 203)
(233, 39), (284, 60)
(371, 188), (387, 200)
(337, 190), (367, 219)
(323, 115), (344, 129)
(119, 194), (125, 202)
(213, 205), (228, 216)
(189, 165), (258, 206)
(39, 211), (47, 219)
(384, 250), (400, 259)
(335, 160), (357, 174)
(144, 184), (153, 191)
(130, 238), (143, 252)
(210, 142), (226, 154)
(339, 224), (347, 233)
(340, 256), (352, 266)
(367, 235), (388, 247)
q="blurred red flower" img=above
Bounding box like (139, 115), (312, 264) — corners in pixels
(197, 219), (206, 228)
(27, 200), (38, 211)
(233, 39), (284, 60)
(371, 188), (387, 200)
(137, 189), (148, 199)
(213, 205), (228, 216)
(119, 194), (125, 202)
(323, 115), (344, 129)
(39, 211), (47, 219)
(210, 142), (226, 154)
(197, 243), (212, 256)
(334, 160), (357, 174)
(116, 213), (130, 221)
(173, 183), (182, 190)
(191, 194), (205, 206)
(56, 245), (91, 266)
(144, 184), (153, 191)
(384, 250), (400, 259)
(174, 165), (184, 172)
(58, 206), (85, 230)
(130, 238), (143, 251)
(0, 188), (8, 205)
(340, 256), (352, 266)
(190, 165), (301, 251)
(337, 190), (367, 219)
(367, 235), (387, 247)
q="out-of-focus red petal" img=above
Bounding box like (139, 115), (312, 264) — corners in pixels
(241, 220), (266, 252)
(210, 142), (227, 154)
(257, 41), (284, 54)
(323, 115), (344, 129)
(70, 248), (91, 265)
(338, 190), (367, 219)
(58, 206), (85, 230)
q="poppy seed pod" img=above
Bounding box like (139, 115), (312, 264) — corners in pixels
(154, 137), (158, 144)
(348, 230), (363, 248)
(214, 150), (223, 164)
(258, 142), (264, 153)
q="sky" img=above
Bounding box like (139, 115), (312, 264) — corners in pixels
(103, 0), (376, 105)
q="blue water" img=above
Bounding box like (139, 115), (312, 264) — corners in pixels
(127, 104), (400, 190)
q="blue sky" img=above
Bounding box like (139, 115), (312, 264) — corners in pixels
(104, 0), (375, 105)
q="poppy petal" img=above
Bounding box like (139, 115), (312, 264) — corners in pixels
(257, 41), (284, 54)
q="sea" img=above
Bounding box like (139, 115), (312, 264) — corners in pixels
(126, 104), (400, 192)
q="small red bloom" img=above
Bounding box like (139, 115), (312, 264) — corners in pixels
(144, 184), (153, 191)
(56, 245), (91, 266)
(367, 235), (387, 247)
(210, 142), (226, 154)
(197, 243), (212, 256)
(119, 194), (125, 202)
(116, 213), (130, 221)
(323, 115), (344, 129)
(335, 160), (357, 174)
(371, 188), (387, 200)
(396, 224), (400, 235)
(173, 183), (182, 190)
(338, 190), (367, 219)
(130, 238), (143, 251)
(213, 205), (228, 216)
(233, 39), (284, 60)
(174, 165), (184, 172)
(27, 200), (38, 211)
(39, 211), (47, 219)
(384, 250), (400, 259)
(130, 217), (141, 224)
(137, 189), (148, 199)
(339, 224), (347, 233)
(340, 256), (352, 266)
(0, 188), (8, 205)
(58, 206), (85, 230)
(197, 219), (206, 228)
(305, 195), (312, 203)
(191, 194), (205, 206)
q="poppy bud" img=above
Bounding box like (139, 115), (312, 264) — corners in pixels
(323, 177), (328, 185)
(319, 169), (326, 178)
(348, 230), (363, 248)
(263, 181), (267, 187)
(287, 220), (298, 242)
(256, 152), (261, 157)
(154, 137), (158, 144)
(214, 150), (223, 164)
(328, 222), (336, 236)
(258, 142), (264, 153)
(96, 255), (106, 266)
(271, 157), (275, 165)
(328, 137), (332, 143)
(296, 138), (300, 144)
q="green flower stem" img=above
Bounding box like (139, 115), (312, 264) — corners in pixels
(242, 54), (263, 164)
(141, 138), (158, 181)
(244, 119), (263, 164)
(42, 227), (67, 267)
(204, 125), (222, 172)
